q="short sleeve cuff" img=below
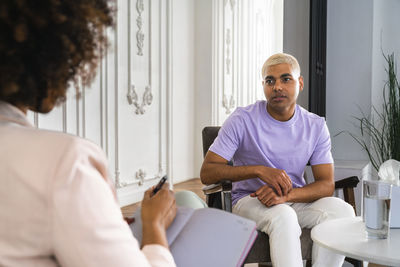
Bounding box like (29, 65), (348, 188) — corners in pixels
(310, 159), (334, 166)
(309, 154), (334, 166)
(209, 146), (233, 161)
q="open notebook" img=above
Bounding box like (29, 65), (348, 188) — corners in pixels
(130, 207), (258, 267)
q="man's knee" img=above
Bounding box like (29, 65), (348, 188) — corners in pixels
(260, 204), (301, 236)
(316, 197), (355, 220)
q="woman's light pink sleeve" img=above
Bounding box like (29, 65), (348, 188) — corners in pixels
(51, 138), (176, 267)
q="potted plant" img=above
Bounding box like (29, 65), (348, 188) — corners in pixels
(349, 52), (400, 229)
(349, 52), (400, 172)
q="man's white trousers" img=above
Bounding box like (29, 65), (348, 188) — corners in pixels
(233, 196), (355, 267)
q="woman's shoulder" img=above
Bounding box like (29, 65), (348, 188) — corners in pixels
(15, 126), (108, 168)
(47, 130), (106, 162)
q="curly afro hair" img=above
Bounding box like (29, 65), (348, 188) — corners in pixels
(0, 0), (114, 112)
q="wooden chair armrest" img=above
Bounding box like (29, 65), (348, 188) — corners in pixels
(202, 180), (233, 195)
(334, 176), (359, 189)
(334, 176), (359, 214)
(202, 183), (223, 194)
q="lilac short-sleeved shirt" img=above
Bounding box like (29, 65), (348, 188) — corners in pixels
(209, 100), (333, 205)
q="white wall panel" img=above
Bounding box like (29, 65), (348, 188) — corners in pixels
(194, 0), (213, 178)
(212, 0), (283, 126)
(171, 0), (196, 184)
(115, 0), (167, 205)
(84, 72), (102, 145)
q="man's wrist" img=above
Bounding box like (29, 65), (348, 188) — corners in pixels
(285, 188), (295, 202)
(253, 165), (264, 178)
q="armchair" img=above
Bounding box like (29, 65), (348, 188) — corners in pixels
(201, 126), (362, 267)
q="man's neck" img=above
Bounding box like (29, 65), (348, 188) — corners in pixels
(266, 104), (296, 122)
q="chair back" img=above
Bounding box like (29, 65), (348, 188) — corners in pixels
(202, 126), (235, 212)
(202, 126), (221, 157)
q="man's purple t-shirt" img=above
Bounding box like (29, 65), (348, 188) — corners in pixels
(209, 100), (333, 205)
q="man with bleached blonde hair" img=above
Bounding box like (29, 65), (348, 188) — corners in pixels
(201, 53), (355, 266)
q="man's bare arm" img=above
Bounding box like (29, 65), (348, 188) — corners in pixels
(252, 163), (334, 206)
(200, 151), (292, 196)
(286, 163), (335, 203)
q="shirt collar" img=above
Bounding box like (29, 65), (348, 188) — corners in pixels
(0, 101), (33, 127)
(263, 101), (299, 126)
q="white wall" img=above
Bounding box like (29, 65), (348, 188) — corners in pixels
(171, 0), (197, 184)
(194, 0), (213, 178)
(326, 0), (374, 161)
(371, 0), (400, 113)
(283, 0), (309, 109)
(326, 0), (400, 162)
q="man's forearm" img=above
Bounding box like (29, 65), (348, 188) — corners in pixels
(286, 179), (335, 203)
(200, 163), (261, 185)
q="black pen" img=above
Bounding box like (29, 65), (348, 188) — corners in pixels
(152, 175), (167, 195)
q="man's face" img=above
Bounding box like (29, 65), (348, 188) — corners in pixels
(263, 63), (303, 115)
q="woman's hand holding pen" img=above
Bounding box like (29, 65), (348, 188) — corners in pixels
(140, 183), (177, 248)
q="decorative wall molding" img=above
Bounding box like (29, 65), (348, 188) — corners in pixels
(222, 94), (235, 114)
(136, 0), (145, 56)
(213, 0), (282, 124)
(114, 0), (120, 188)
(104, 42), (109, 156)
(34, 112), (38, 128)
(62, 102), (67, 133)
(225, 29), (231, 75)
(116, 168), (162, 188)
(117, 0), (165, 193)
(221, 0), (236, 117)
(100, 52), (104, 148)
(127, 0), (153, 116)
(127, 85), (153, 114)
(211, 0), (220, 125)
(224, 0), (235, 8)
(98, 40), (107, 152)
(167, 0), (174, 183)
(136, 169), (146, 185)
(75, 92), (80, 136)
(82, 85), (86, 138)
(230, 0), (236, 9)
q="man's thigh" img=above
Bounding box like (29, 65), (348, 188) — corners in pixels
(233, 195), (300, 231)
(292, 197), (355, 229)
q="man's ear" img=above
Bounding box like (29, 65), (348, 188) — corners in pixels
(298, 76), (304, 92)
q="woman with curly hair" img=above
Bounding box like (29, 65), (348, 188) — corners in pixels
(0, 1), (178, 266)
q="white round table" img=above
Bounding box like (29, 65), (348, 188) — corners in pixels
(311, 217), (400, 266)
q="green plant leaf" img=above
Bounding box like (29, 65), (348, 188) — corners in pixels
(347, 52), (400, 172)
